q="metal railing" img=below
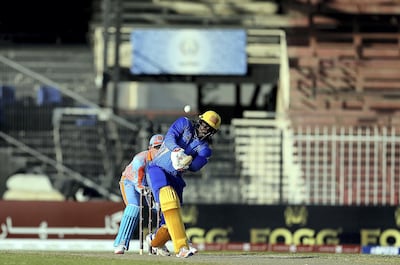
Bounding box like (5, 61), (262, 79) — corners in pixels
(0, 131), (120, 201)
(0, 54), (141, 200)
(293, 126), (400, 206)
(229, 112), (400, 206)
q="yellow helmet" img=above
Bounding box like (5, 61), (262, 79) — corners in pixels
(199, 110), (221, 131)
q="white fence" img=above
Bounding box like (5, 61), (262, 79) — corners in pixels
(294, 126), (400, 206)
(231, 113), (400, 206)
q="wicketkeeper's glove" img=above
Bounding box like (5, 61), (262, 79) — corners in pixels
(171, 148), (193, 171)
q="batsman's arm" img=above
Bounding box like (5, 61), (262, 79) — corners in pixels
(188, 155), (207, 171)
(163, 117), (190, 151)
(188, 146), (212, 171)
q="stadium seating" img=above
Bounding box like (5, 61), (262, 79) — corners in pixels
(2, 0), (400, 205)
(287, 8), (400, 126)
(0, 85), (15, 104)
(36, 85), (62, 106)
(284, 0), (400, 205)
(0, 85), (16, 129)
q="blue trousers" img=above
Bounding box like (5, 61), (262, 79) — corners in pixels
(146, 165), (185, 205)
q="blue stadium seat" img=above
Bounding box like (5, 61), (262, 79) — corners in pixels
(0, 85), (16, 104)
(75, 115), (97, 126)
(0, 85), (16, 129)
(36, 86), (62, 106)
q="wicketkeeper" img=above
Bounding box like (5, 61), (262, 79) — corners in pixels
(146, 110), (221, 258)
(113, 134), (170, 255)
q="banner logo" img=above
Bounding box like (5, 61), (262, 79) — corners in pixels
(395, 207), (400, 227)
(182, 205), (199, 225)
(284, 206), (307, 227)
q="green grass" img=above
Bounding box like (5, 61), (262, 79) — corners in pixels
(1, 251), (208, 265)
(1, 251), (400, 265)
(1, 251), (163, 265)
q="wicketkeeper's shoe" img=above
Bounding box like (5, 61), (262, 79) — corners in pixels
(157, 245), (171, 256)
(114, 244), (126, 254)
(176, 246), (193, 258)
(146, 234), (157, 255)
(146, 233), (171, 256)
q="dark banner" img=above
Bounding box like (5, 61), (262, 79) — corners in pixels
(1, 201), (400, 246)
(182, 204), (400, 246)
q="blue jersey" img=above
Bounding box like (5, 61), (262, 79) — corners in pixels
(150, 117), (212, 177)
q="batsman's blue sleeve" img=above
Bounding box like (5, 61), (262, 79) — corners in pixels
(189, 147), (212, 171)
(163, 117), (189, 151)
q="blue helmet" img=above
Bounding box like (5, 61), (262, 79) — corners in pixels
(149, 134), (164, 148)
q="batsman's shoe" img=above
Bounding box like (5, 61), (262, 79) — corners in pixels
(176, 246), (194, 258)
(189, 243), (198, 254)
(114, 244), (126, 254)
(146, 234), (171, 256)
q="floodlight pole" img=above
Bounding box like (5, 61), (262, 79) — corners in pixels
(100, 0), (111, 107)
(112, 0), (122, 114)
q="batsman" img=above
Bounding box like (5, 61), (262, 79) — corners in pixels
(146, 110), (221, 258)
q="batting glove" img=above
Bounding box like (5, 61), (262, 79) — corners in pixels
(171, 148), (193, 171)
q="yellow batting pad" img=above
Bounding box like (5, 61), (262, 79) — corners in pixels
(159, 185), (180, 211)
(159, 186), (188, 253)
